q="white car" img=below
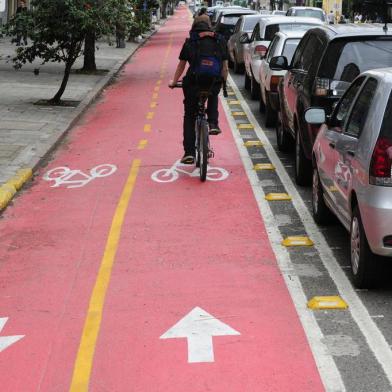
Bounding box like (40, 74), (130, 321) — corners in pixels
(242, 16), (323, 100)
(258, 31), (304, 126)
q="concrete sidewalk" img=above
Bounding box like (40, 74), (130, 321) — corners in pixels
(0, 28), (160, 191)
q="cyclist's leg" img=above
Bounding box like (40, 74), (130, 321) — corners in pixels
(207, 82), (222, 135)
(182, 81), (198, 161)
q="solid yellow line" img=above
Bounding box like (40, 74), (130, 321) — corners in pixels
(69, 159), (141, 391)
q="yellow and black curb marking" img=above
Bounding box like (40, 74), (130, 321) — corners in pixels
(222, 82), (347, 310)
(0, 168), (33, 211)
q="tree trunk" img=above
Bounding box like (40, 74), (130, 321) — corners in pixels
(161, 0), (168, 18)
(50, 60), (73, 104)
(82, 30), (96, 72)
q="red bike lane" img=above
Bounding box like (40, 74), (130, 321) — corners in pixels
(0, 6), (325, 391)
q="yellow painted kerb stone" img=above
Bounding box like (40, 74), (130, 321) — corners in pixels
(238, 124), (254, 130)
(232, 111), (246, 116)
(6, 168), (33, 190)
(244, 140), (263, 147)
(0, 186), (14, 210)
(228, 100), (240, 105)
(307, 296), (348, 310)
(265, 193), (292, 201)
(282, 236), (314, 247)
(254, 163), (275, 170)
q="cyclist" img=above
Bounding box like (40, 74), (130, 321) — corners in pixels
(169, 17), (229, 165)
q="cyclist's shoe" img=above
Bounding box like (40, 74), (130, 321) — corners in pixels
(209, 125), (221, 135)
(180, 154), (195, 165)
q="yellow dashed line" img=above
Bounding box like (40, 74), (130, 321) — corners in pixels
(146, 112), (154, 120)
(154, 86), (160, 92)
(150, 102), (157, 109)
(144, 124), (152, 133)
(156, 80), (162, 85)
(137, 139), (148, 150)
(152, 93), (159, 99)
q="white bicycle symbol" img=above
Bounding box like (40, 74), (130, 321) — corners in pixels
(151, 160), (229, 183)
(43, 164), (117, 188)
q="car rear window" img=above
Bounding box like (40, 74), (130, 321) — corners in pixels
(264, 23), (318, 41)
(221, 15), (243, 26)
(292, 9), (325, 21)
(319, 39), (392, 83)
(243, 18), (259, 32)
(282, 38), (300, 63)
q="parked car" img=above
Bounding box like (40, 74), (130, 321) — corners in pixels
(242, 16), (323, 100)
(286, 6), (327, 23)
(214, 8), (257, 41)
(272, 10), (286, 16)
(305, 69), (392, 288)
(258, 31), (303, 126)
(271, 24), (392, 185)
(211, 5), (245, 26)
(228, 14), (266, 74)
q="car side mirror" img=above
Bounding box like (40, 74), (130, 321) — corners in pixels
(269, 56), (288, 71)
(305, 108), (326, 124)
(239, 33), (251, 44)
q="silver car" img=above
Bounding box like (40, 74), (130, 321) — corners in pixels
(228, 14), (263, 74)
(242, 16), (323, 100)
(306, 69), (392, 288)
(258, 30), (303, 126)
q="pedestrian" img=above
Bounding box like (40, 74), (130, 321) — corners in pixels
(327, 10), (335, 25)
(15, 0), (28, 46)
(168, 18), (229, 164)
(338, 15), (346, 24)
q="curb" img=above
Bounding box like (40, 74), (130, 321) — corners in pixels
(0, 19), (168, 212)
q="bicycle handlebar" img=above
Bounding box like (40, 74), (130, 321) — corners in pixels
(170, 80), (228, 97)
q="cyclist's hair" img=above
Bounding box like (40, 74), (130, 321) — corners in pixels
(198, 7), (207, 16)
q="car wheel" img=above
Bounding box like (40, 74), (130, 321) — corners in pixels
(244, 72), (251, 90)
(312, 167), (333, 224)
(265, 92), (277, 127)
(350, 206), (379, 288)
(295, 130), (312, 186)
(275, 112), (292, 152)
(250, 75), (260, 100)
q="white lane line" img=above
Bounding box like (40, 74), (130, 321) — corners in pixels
(220, 84), (345, 392)
(227, 74), (392, 388)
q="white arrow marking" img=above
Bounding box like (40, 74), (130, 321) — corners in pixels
(160, 307), (240, 363)
(0, 318), (24, 353)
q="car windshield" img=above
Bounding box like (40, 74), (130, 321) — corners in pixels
(319, 39), (392, 83)
(292, 9), (325, 21)
(243, 18), (259, 32)
(264, 23), (319, 41)
(282, 38), (301, 63)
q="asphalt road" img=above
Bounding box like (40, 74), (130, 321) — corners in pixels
(230, 70), (392, 392)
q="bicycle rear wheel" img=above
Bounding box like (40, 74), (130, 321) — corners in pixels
(199, 121), (209, 182)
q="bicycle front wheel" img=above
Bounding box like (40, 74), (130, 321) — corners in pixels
(199, 121), (209, 182)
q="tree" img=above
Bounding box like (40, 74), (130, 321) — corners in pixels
(12, 0), (134, 104)
(12, 0), (96, 104)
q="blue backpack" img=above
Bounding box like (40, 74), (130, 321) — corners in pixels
(189, 32), (223, 80)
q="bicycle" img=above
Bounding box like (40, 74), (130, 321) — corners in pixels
(173, 80), (228, 182)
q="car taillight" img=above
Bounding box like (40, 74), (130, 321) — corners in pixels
(369, 137), (392, 186)
(314, 77), (331, 96)
(270, 75), (282, 92)
(255, 45), (267, 58)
